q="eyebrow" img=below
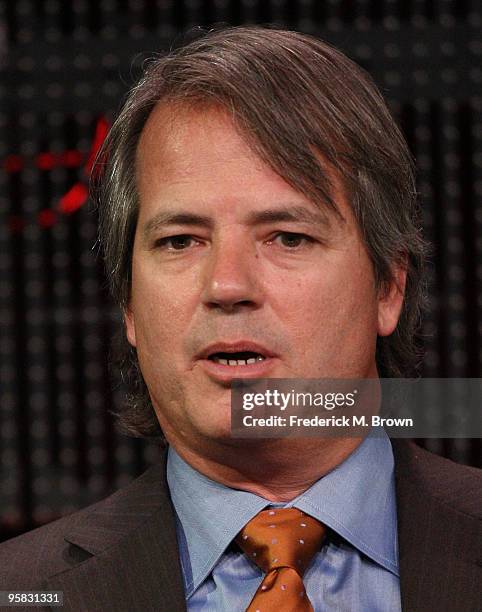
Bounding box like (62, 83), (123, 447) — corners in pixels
(142, 212), (213, 241)
(245, 206), (333, 227)
(141, 204), (335, 242)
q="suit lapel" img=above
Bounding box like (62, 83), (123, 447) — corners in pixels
(44, 449), (186, 612)
(393, 440), (482, 612)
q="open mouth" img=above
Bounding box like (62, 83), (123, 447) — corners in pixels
(208, 351), (266, 366)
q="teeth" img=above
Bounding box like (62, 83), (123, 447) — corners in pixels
(212, 355), (266, 365)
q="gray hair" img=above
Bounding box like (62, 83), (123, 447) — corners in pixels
(92, 26), (428, 438)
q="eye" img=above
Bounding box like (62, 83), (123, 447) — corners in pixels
(270, 232), (314, 249)
(155, 234), (197, 250)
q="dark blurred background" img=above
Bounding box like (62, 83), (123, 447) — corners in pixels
(1, 1), (481, 543)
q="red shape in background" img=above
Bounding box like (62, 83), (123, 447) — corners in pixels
(38, 208), (57, 228)
(4, 116), (110, 232)
(61, 150), (83, 168)
(55, 116), (110, 216)
(37, 152), (58, 171)
(58, 182), (89, 214)
(84, 116), (109, 176)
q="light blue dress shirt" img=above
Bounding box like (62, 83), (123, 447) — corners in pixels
(166, 430), (401, 611)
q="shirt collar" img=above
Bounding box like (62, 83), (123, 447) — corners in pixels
(167, 429), (398, 597)
(286, 429), (399, 576)
(167, 449), (267, 596)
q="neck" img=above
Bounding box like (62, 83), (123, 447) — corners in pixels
(168, 436), (364, 502)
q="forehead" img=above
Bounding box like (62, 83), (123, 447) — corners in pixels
(135, 102), (349, 226)
(136, 103), (275, 189)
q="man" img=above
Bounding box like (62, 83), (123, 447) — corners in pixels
(1, 26), (481, 612)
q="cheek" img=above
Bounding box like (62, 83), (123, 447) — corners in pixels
(130, 268), (190, 355)
(275, 262), (378, 346)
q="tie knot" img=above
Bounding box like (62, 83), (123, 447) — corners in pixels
(235, 508), (326, 576)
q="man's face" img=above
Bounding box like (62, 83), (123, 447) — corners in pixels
(125, 105), (404, 451)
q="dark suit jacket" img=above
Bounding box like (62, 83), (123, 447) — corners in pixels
(0, 441), (481, 612)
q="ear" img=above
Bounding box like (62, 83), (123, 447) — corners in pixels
(124, 304), (137, 347)
(377, 262), (407, 337)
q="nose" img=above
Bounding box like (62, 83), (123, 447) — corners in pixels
(201, 233), (263, 312)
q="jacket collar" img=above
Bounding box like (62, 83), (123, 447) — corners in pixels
(62, 455), (171, 555)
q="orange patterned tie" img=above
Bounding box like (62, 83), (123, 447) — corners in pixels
(235, 508), (326, 611)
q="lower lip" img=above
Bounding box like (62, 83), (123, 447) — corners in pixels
(196, 357), (277, 383)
